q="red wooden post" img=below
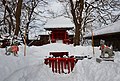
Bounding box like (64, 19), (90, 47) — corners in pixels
(51, 32), (54, 40)
(65, 32), (66, 39)
(55, 59), (57, 73)
(61, 58), (64, 73)
(64, 58), (67, 69)
(51, 32), (56, 43)
(58, 58), (61, 74)
(63, 32), (69, 44)
(52, 59), (55, 73)
(70, 58), (75, 71)
(67, 59), (70, 73)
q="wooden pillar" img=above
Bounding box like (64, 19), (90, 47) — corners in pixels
(61, 59), (64, 73)
(67, 60), (70, 73)
(51, 33), (54, 40)
(65, 32), (66, 39)
(71, 58), (75, 71)
(55, 59), (57, 73)
(51, 59), (55, 73)
(58, 58), (61, 74)
(64, 58), (67, 69)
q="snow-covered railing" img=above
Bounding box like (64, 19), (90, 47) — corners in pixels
(44, 57), (77, 74)
(44, 52), (77, 74)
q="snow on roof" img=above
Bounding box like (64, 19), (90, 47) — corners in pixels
(44, 16), (74, 28)
(85, 20), (120, 37)
(29, 31), (49, 40)
(38, 31), (49, 35)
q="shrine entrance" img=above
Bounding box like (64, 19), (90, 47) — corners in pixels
(50, 30), (68, 43)
(44, 27), (74, 44)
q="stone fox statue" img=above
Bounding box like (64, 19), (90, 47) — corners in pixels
(7, 44), (19, 56)
(99, 44), (115, 58)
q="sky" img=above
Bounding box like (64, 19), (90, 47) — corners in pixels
(0, 43), (120, 81)
(48, 0), (64, 14)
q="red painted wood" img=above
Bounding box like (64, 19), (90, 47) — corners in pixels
(50, 30), (70, 44)
(44, 57), (77, 74)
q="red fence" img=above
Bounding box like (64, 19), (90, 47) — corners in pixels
(44, 57), (77, 74)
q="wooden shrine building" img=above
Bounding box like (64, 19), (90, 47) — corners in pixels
(27, 27), (74, 46)
(44, 27), (74, 44)
(28, 16), (74, 46)
(84, 20), (120, 51)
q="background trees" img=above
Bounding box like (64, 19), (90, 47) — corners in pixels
(0, 0), (49, 43)
(58, 0), (120, 46)
(0, 0), (120, 46)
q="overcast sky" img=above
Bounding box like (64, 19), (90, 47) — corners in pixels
(48, 0), (65, 15)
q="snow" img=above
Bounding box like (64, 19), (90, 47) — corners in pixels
(85, 20), (120, 37)
(0, 43), (120, 81)
(28, 31), (49, 40)
(44, 16), (74, 28)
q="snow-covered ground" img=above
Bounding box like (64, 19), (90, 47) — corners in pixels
(0, 43), (120, 81)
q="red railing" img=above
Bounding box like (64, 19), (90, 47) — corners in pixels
(44, 57), (77, 74)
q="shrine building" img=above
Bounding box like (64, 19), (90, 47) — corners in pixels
(84, 20), (120, 51)
(28, 16), (74, 46)
(44, 27), (74, 44)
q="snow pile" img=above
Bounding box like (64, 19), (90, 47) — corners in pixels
(0, 43), (120, 81)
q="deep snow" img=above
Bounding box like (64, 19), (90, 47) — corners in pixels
(0, 43), (120, 81)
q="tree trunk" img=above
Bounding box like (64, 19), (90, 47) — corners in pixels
(14, 0), (23, 36)
(74, 24), (80, 46)
(70, 0), (84, 46)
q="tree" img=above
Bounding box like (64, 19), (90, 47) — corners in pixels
(58, 0), (120, 46)
(14, 0), (23, 36)
(0, 0), (49, 43)
(70, 0), (84, 46)
(21, 0), (41, 41)
(21, 0), (49, 43)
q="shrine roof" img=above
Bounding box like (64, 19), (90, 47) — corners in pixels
(44, 16), (74, 30)
(84, 20), (120, 38)
(44, 27), (74, 30)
